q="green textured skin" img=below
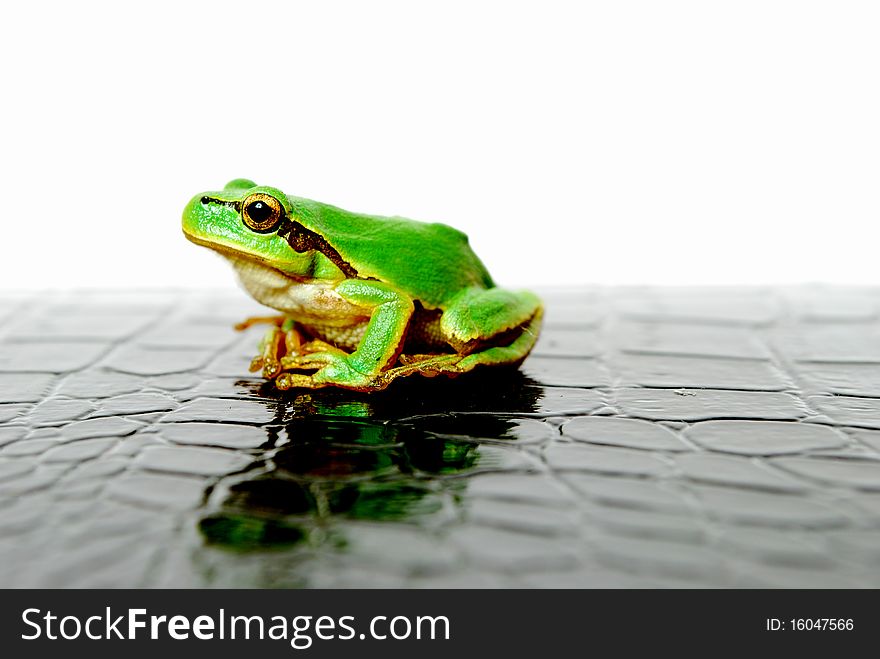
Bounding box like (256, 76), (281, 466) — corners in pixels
(287, 196), (494, 310)
(442, 287), (543, 343)
(182, 180), (543, 390)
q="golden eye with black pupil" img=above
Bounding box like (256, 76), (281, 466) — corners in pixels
(241, 193), (283, 233)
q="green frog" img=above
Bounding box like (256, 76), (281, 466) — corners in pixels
(182, 179), (543, 391)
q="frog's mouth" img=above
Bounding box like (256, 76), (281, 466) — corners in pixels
(183, 221), (359, 282)
(182, 230), (306, 280)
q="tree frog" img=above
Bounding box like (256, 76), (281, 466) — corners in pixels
(182, 180), (543, 392)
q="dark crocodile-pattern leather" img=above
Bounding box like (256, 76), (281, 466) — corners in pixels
(1, 287), (879, 587)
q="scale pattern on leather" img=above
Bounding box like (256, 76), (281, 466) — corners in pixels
(1, 287), (879, 587)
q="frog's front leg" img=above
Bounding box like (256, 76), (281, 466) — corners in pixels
(233, 315), (285, 332)
(279, 279), (413, 391)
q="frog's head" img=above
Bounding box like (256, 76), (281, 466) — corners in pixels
(182, 179), (317, 277)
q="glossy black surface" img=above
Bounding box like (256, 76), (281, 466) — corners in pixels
(1, 287), (880, 587)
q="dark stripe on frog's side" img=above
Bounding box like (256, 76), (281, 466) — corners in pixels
(276, 218), (359, 279)
(200, 196), (360, 279)
(200, 196), (242, 212)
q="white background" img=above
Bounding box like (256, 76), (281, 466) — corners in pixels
(1, 1), (878, 290)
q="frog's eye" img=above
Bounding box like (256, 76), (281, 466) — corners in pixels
(241, 193), (283, 233)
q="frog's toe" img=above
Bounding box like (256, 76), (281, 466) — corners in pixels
(234, 315), (285, 332)
(275, 372), (328, 390)
(298, 340), (347, 357)
(262, 357), (282, 379)
(280, 352), (338, 371)
(246, 325), (288, 379)
(284, 327), (303, 355)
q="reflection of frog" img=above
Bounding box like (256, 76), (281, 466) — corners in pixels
(199, 418), (488, 551)
(183, 180), (543, 391)
(199, 366), (543, 554)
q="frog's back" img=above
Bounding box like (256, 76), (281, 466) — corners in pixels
(288, 196), (494, 308)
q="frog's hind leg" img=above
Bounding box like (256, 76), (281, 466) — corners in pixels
(375, 288), (544, 384)
(375, 305), (544, 387)
(440, 287), (543, 356)
(453, 304), (543, 370)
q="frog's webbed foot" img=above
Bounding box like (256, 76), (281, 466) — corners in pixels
(235, 310), (361, 388)
(279, 351), (377, 390)
(275, 340), (348, 377)
(243, 320), (306, 380)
